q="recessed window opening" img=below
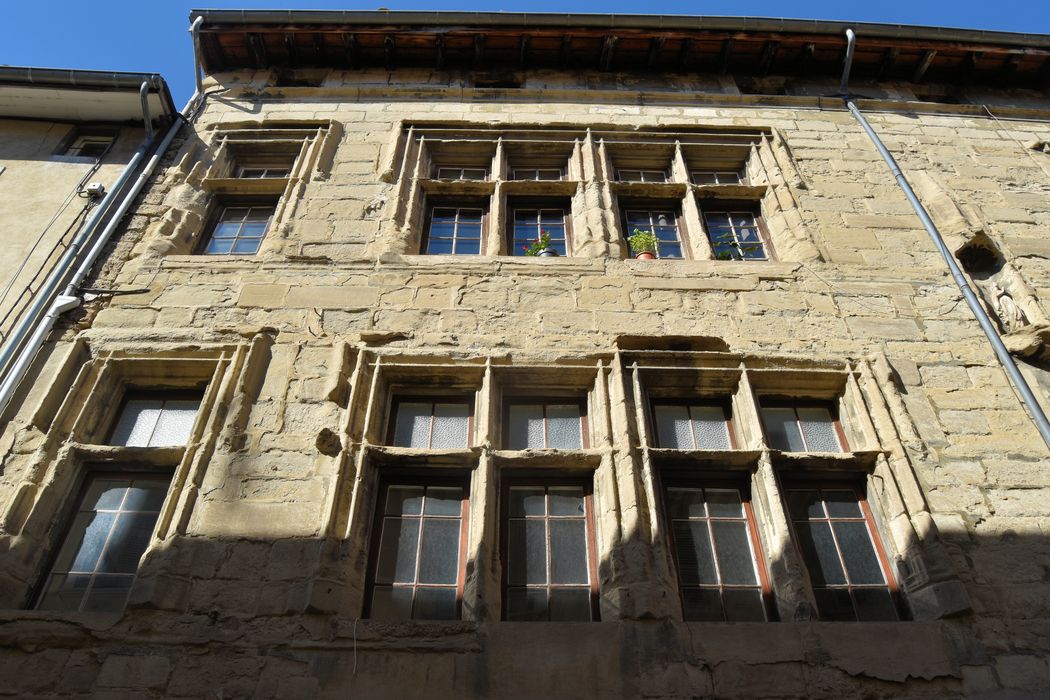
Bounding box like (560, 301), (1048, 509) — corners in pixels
(389, 398), (472, 448)
(618, 169), (668, 183)
(109, 393), (201, 447)
(692, 170), (743, 185)
(505, 400), (586, 450)
(624, 208), (684, 259)
(760, 404), (845, 452)
(424, 206), (485, 255)
(652, 403), (732, 449)
(704, 210), (767, 261)
(511, 207), (570, 256)
(201, 204), (276, 255)
(434, 166), (488, 181)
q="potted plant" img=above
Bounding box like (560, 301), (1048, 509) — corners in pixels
(523, 230), (559, 257)
(628, 229), (659, 260)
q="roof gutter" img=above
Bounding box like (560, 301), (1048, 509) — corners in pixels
(0, 67), (176, 118)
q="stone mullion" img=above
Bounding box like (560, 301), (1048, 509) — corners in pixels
(463, 357), (498, 621)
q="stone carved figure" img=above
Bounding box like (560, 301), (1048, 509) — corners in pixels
(991, 283), (1030, 332)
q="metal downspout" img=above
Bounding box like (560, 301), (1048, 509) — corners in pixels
(191, 16), (204, 102)
(838, 29), (1050, 450)
(139, 80), (155, 141)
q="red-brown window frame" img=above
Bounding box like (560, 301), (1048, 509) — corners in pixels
(657, 475), (776, 622)
(499, 476), (601, 621)
(507, 197), (574, 257)
(420, 198), (489, 256)
(758, 399), (849, 452)
(781, 479), (902, 621)
(363, 474), (471, 620)
(385, 395), (476, 448)
(502, 396), (590, 450)
(648, 398), (737, 450)
(620, 200), (691, 260)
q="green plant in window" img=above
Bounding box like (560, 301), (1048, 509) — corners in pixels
(628, 229), (659, 257)
(523, 230), (555, 256)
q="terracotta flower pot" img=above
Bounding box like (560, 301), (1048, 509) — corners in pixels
(635, 251), (656, 260)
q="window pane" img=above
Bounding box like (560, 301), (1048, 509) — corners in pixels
(548, 488), (585, 516)
(666, 487), (705, 519)
(370, 585), (413, 621)
(787, 490), (824, 520)
(204, 238), (234, 255)
(417, 519), (460, 584)
(762, 407), (805, 451)
(824, 491), (863, 518)
(209, 222), (241, 239)
(393, 403), (431, 447)
(682, 588), (723, 621)
(385, 486), (424, 515)
(673, 521), (717, 585)
(239, 221), (268, 238)
(658, 243), (683, 259)
(110, 399), (163, 446)
(453, 238), (481, 255)
(654, 405), (692, 448)
(36, 574), (90, 612)
(795, 522), (846, 586)
(546, 404), (582, 449)
(690, 406), (730, 449)
(797, 407), (842, 452)
(430, 403), (469, 449)
(549, 520), (588, 584)
(853, 588), (898, 621)
(549, 588), (592, 621)
(509, 487), (546, 517)
(508, 405), (544, 449)
(98, 512), (159, 573)
(834, 521), (886, 585)
(149, 400), (200, 446)
(711, 521), (757, 585)
(231, 238), (262, 254)
(424, 487), (463, 517)
(123, 480), (168, 512)
(66, 512), (116, 572)
(722, 589), (766, 622)
(82, 479), (128, 511)
(82, 574), (133, 612)
(814, 588), (856, 621)
(705, 488), (743, 518)
(508, 520), (546, 585)
(506, 587), (547, 621)
(426, 237), (454, 255)
(375, 517), (419, 584)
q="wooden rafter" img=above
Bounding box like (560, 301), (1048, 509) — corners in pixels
(248, 33), (268, 69)
(719, 38), (735, 75)
(913, 49), (936, 82)
(677, 38), (694, 71)
(758, 40), (779, 76)
(435, 34), (445, 69)
(560, 35), (572, 67)
(474, 34), (486, 68)
(343, 33), (358, 68)
(877, 47), (899, 79)
(384, 35), (396, 70)
(600, 35), (619, 71)
(518, 35), (530, 70)
(647, 37), (665, 69)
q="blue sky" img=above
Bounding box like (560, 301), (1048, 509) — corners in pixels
(4, 1), (1046, 104)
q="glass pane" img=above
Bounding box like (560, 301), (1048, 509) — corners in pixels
(508, 520), (547, 585)
(417, 518), (460, 584)
(506, 587), (547, 621)
(149, 400), (200, 446)
(453, 238), (481, 255)
(689, 406), (730, 449)
(548, 488), (585, 516)
(797, 407), (842, 452)
(824, 490), (863, 518)
(394, 403), (432, 447)
(762, 407), (805, 451)
(657, 243), (683, 259)
(385, 486), (424, 515)
(36, 574), (90, 612)
(426, 237), (454, 255)
(673, 521), (717, 585)
(711, 521), (758, 585)
(834, 522), (886, 585)
(423, 487), (463, 517)
(97, 512), (158, 573)
(375, 517), (419, 584)
(68, 512), (116, 572)
(222, 207), (250, 221)
(123, 480), (168, 512)
(458, 209), (483, 223)
(431, 403), (469, 449)
(239, 222), (268, 238)
(82, 479), (128, 511)
(210, 222), (242, 239)
(625, 211), (651, 226)
(204, 238), (234, 255)
(110, 399), (163, 446)
(540, 210), (564, 224)
(705, 489), (743, 518)
(795, 522), (846, 586)
(546, 404), (582, 449)
(682, 587), (723, 621)
(509, 487), (546, 517)
(666, 487), (705, 519)
(370, 585), (413, 621)
(231, 238), (262, 255)
(853, 588), (898, 621)
(549, 588), (592, 621)
(82, 574), (133, 612)
(508, 405), (544, 449)
(549, 520), (588, 584)
(723, 589), (767, 621)
(787, 490), (824, 520)
(814, 588), (856, 621)
(654, 405), (693, 448)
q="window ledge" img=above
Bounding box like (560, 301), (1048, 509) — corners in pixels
(500, 179), (579, 196)
(693, 184), (767, 200)
(491, 449), (604, 469)
(421, 179), (496, 196)
(770, 450), (882, 472)
(609, 181), (689, 197)
(646, 448), (763, 469)
(202, 177), (289, 195)
(70, 444), (187, 465)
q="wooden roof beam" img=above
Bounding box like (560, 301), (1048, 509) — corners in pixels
(284, 33), (297, 66)
(758, 40), (779, 76)
(647, 36), (665, 69)
(796, 43), (815, 71)
(1039, 56), (1050, 87)
(343, 33), (359, 68)
(913, 49), (936, 82)
(999, 52), (1022, 80)
(435, 34), (445, 69)
(474, 34), (486, 68)
(719, 38), (735, 75)
(518, 35), (530, 70)
(384, 35), (396, 70)
(248, 32), (268, 69)
(877, 47), (899, 79)
(312, 33), (325, 65)
(677, 38), (694, 72)
(560, 35), (572, 67)
(600, 35), (619, 71)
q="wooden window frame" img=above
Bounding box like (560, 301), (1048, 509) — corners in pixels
(385, 395), (475, 448)
(507, 198), (574, 257)
(620, 202), (690, 260)
(616, 168), (669, 183)
(105, 389), (204, 446)
(499, 476), (601, 621)
(691, 170), (745, 185)
(700, 204), (775, 262)
(781, 480), (902, 621)
(502, 396), (590, 450)
(421, 200), (488, 256)
(658, 476), (776, 622)
(648, 398), (736, 450)
(236, 160), (293, 179)
(759, 399), (849, 453)
(433, 165), (489, 181)
(511, 167), (565, 181)
(32, 467), (174, 612)
(363, 475), (471, 620)
(196, 199), (278, 256)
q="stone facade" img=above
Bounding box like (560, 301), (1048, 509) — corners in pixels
(1, 12), (1050, 699)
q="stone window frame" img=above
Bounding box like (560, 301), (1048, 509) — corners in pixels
(0, 333), (272, 612)
(501, 395), (591, 450)
(385, 395), (476, 449)
(383, 123), (820, 262)
(648, 398), (736, 450)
